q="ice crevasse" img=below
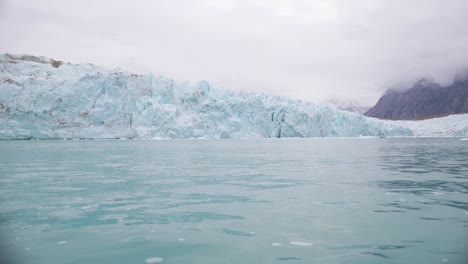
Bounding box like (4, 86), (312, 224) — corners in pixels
(0, 54), (462, 139)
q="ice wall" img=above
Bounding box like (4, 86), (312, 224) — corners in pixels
(0, 54), (413, 139)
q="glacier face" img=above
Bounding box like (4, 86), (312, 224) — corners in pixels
(0, 54), (415, 139)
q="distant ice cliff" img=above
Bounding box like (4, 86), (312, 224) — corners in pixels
(0, 54), (465, 139)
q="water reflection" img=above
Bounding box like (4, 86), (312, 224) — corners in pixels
(361, 251), (391, 259)
(375, 140), (468, 214)
(378, 140), (468, 176)
(1, 139), (467, 264)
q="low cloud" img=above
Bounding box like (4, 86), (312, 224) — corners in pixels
(1, 0), (468, 105)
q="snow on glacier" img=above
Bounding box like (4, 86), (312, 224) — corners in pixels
(392, 114), (468, 137)
(0, 53), (453, 139)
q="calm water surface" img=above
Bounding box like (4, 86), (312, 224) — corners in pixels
(0, 139), (467, 264)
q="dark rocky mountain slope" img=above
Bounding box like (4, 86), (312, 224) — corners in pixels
(364, 74), (468, 119)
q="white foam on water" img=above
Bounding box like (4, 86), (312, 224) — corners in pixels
(58, 241), (67, 245)
(399, 198), (405, 202)
(459, 138), (468, 141)
(25, 248), (30, 251)
(272, 242), (282, 246)
(465, 212), (468, 215)
(178, 238), (185, 242)
(145, 257), (163, 263)
(433, 192), (444, 195)
(290, 241), (313, 246)
(442, 258), (448, 262)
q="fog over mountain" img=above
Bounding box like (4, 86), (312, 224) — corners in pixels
(365, 73), (468, 119)
(324, 99), (370, 114)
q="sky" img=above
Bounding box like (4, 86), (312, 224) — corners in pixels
(1, 0), (468, 105)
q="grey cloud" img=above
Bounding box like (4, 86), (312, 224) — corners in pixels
(1, 0), (468, 105)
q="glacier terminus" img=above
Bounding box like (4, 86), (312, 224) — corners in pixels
(1, 54), (467, 140)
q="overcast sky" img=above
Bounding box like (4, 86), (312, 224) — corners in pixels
(1, 0), (468, 105)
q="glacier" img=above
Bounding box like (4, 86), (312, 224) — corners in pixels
(392, 114), (468, 137)
(0, 54), (465, 140)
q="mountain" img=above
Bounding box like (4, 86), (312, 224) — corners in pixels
(324, 99), (370, 114)
(364, 75), (468, 119)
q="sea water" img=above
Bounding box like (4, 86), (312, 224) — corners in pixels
(0, 139), (467, 264)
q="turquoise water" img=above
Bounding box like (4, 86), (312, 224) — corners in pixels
(0, 139), (467, 264)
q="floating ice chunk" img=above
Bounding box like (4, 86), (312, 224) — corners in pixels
(290, 241), (313, 246)
(145, 257), (163, 263)
(272, 242), (283, 246)
(58, 241), (67, 245)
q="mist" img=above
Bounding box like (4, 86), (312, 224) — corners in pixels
(1, 0), (468, 105)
